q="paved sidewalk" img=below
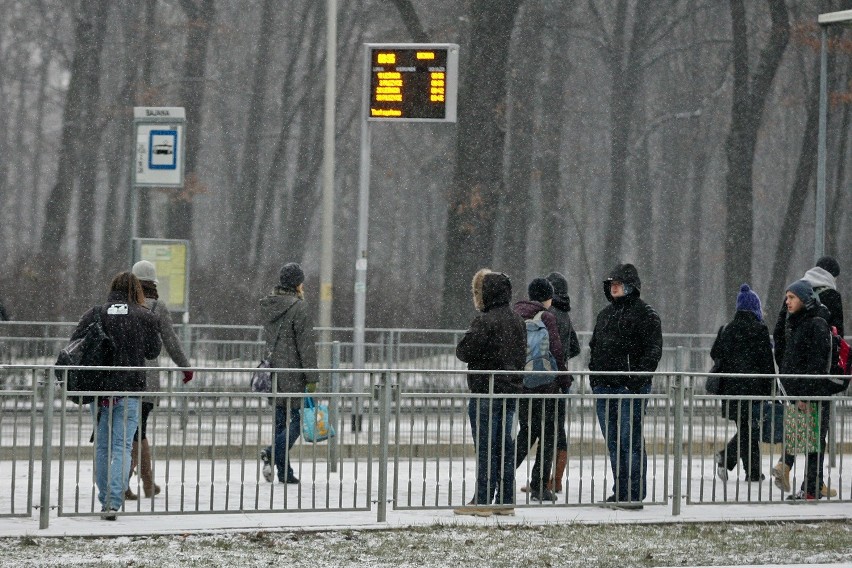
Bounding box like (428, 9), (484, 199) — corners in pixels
(0, 500), (848, 538)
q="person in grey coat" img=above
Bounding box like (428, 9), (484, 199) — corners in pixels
(128, 260), (193, 500)
(259, 263), (318, 484)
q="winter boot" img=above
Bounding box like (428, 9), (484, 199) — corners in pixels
(771, 462), (791, 492)
(125, 441), (139, 500)
(140, 439), (161, 497)
(547, 450), (568, 493)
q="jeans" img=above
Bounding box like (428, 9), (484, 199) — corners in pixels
(91, 397), (139, 511)
(783, 400), (831, 496)
(468, 397), (516, 505)
(515, 395), (558, 492)
(593, 384), (650, 502)
(265, 402), (301, 482)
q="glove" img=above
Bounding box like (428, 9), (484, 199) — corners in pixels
(306, 382), (317, 393)
(182, 370), (194, 384)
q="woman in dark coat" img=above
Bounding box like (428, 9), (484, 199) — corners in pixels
(70, 272), (161, 519)
(710, 284), (775, 482)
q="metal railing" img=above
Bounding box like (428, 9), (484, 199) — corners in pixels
(0, 360), (849, 528)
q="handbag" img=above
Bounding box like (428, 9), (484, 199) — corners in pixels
(759, 400), (785, 444)
(302, 397), (335, 442)
(250, 307), (293, 393)
(783, 402), (821, 454)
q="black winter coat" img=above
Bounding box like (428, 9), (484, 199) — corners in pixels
(710, 311), (775, 399)
(71, 291), (162, 392)
(589, 265), (663, 391)
(457, 273), (527, 394)
(775, 304), (832, 397)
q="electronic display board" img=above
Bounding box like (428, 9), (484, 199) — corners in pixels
(366, 44), (458, 122)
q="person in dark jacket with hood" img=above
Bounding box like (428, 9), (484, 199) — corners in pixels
(545, 271), (581, 493)
(259, 263), (318, 485)
(514, 278), (566, 503)
(69, 272), (162, 519)
(773, 256), (844, 362)
(454, 269), (526, 516)
(771, 279), (833, 500)
(710, 284), (775, 482)
(588, 263), (662, 508)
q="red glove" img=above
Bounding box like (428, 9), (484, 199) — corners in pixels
(183, 370), (194, 384)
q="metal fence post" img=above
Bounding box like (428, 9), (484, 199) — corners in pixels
(376, 370), (392, 522)
(671, 346), (686, 517)
(329, 341), (340, 473)
(39, 372), (55, 529)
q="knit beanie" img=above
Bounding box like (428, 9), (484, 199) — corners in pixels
(279, 263), (305, 290)
(131, 260), (158, 284)
(528, 278), (554, 303)
(735, 283), (763, 321)
(786, 279), (815, 307)
(816, 256), (840, 278)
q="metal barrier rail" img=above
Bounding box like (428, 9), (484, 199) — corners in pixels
(0, 364), (849, 528)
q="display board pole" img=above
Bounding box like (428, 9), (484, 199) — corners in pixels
(352, 44), (371, 432)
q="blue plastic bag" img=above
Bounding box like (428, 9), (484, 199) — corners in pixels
(302, 397), (335, 442)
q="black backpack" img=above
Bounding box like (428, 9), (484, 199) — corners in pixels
(55, 307), (115, 404)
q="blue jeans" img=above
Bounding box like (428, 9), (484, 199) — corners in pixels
(467, 397), (516, 505)
(265, 403), (301, 482)
(593, 384), (650, 502)
(91, 397), (139, 511)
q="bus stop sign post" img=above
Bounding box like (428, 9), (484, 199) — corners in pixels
(352, 44), (459, 432)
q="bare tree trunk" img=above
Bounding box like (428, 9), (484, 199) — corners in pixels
(40, 0), (110, 266)
(440, 0), (523, 327)
(826, 59), (852, 257)
(74, 0), (111, 293)
(389, 0), (428, 42)
(723, 0), (789, 302)
(537, 2), (571, 273)
(230, 0), (276, 273)
(29, 51), (52, 248)
(601, 0), (652, 272)
(169, 0), (215, 240)
(501, 2), (544, 284)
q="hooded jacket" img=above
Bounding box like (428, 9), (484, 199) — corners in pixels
(70, 291), (162, 393)
(710, 311), (775, 397)
(456, 272), (527, 394)
(773, 267), (844, 361)
(776, 302), (833, 397)
(259, 290), (318, 406)
(142, 297), (191, 399)
(546, 272), (581, 362)
(588, 264), (663, 391)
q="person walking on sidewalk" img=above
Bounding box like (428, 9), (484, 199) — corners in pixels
(455, 270), (526, 517)
(259, 263), (318, 485)
(124, 260), (194, 501)
(771, 280), (833, 500)
(69, 272), (161, 519)
(588, 263), (662, 509)
(514, 278), (566, 503)
(710, 284), (775, 482)
(545, 271), (581, 494)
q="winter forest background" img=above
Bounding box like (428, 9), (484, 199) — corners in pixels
(0, 0), (850, 333)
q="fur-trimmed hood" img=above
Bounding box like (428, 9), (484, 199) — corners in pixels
(471, 268), (492, 312)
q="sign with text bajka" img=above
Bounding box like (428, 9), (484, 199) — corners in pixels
(133, 107), (185, 187)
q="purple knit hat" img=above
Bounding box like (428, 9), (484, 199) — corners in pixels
(736, 283), (763, 321)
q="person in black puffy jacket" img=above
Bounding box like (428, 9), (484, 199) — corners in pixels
(771, 279), (832, 500)
(710, 284), (775, 482)
(69, 272), (161, 519)
(545, 271), (581, 494)
(455, 270), (526, 515)
(588, 263), (662, 508)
